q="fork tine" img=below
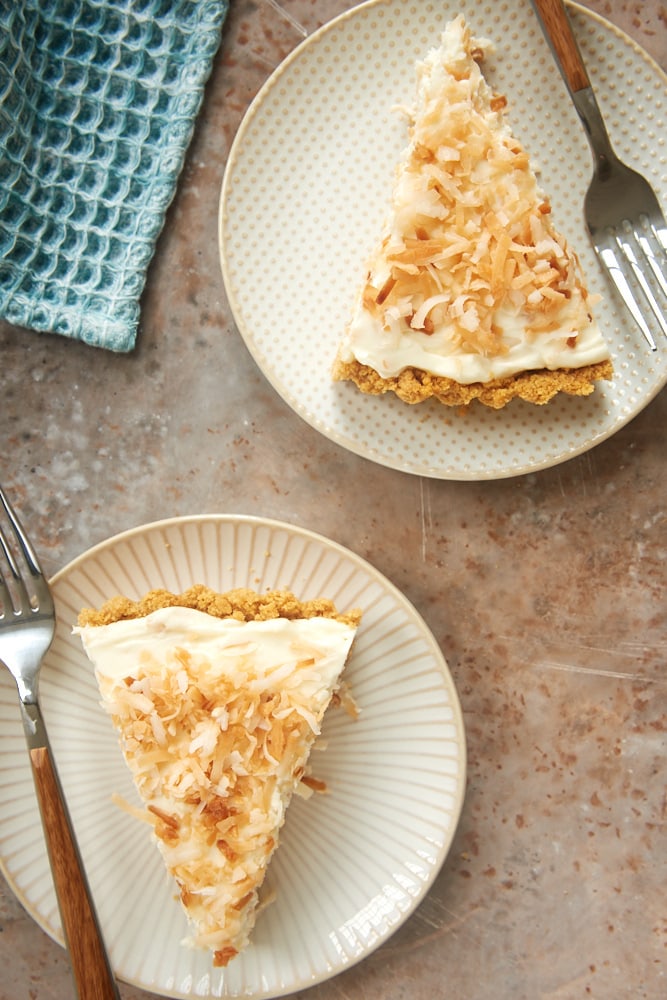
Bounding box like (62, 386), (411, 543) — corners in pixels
(650, 216), (667, 253)
(597, 243), (658, 350)
(0, 486), (43, 579)
(636, 223), (667, 301)
(0, 555), (13, 618)
(0, 512), (23, 583)
(615, 229), (667, 339)
(0, 519), (30, 618)
(0, 486), (52, 615)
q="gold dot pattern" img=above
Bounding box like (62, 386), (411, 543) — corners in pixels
(220, 0), (667, 480)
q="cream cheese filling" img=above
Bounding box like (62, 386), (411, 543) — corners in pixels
(76, 606), (356, 708)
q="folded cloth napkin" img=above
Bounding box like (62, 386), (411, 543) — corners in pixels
(0, 0), (229, 352)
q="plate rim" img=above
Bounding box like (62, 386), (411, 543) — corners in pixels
(0, 512), (467, 999)
(219, 0), (667, 482)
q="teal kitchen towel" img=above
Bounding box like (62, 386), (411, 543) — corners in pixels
(0, 0), (229, 352)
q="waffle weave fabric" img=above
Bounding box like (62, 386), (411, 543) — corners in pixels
(0, 0), (229, 352)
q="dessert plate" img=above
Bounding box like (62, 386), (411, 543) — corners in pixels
(219, 0), (667, 480)
(0, 515), (465, 999)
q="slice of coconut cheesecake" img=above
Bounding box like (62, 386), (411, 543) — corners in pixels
(75, 585), (360, 967)
(333, 14), (612, 409)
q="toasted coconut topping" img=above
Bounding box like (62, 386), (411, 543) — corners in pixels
(75, 588), (360, 966)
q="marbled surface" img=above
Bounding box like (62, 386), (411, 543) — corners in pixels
(2, 1), (667, 998)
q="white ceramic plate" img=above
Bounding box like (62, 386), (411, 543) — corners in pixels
(219, 0), (667, 480)
(0, 515), (465, 999)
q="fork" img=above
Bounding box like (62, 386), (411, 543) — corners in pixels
(0, 486), (120, 1000)
(531, 0), (667, 350)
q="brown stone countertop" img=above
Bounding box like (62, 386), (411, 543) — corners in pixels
(1, 2), (667, 998)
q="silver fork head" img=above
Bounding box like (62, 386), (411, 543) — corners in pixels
(591, 220), (667, 352)
(585, 163), (667, 351)
(0, 486), (55, 703)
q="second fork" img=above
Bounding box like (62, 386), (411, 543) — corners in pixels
(532, 0), (667, 350)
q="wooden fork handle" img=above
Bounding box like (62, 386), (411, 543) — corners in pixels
(531, 0), (591, 93)
(30, 744), (121, 1000)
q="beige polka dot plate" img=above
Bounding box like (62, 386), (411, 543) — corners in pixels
(219, 0), (667, 480)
